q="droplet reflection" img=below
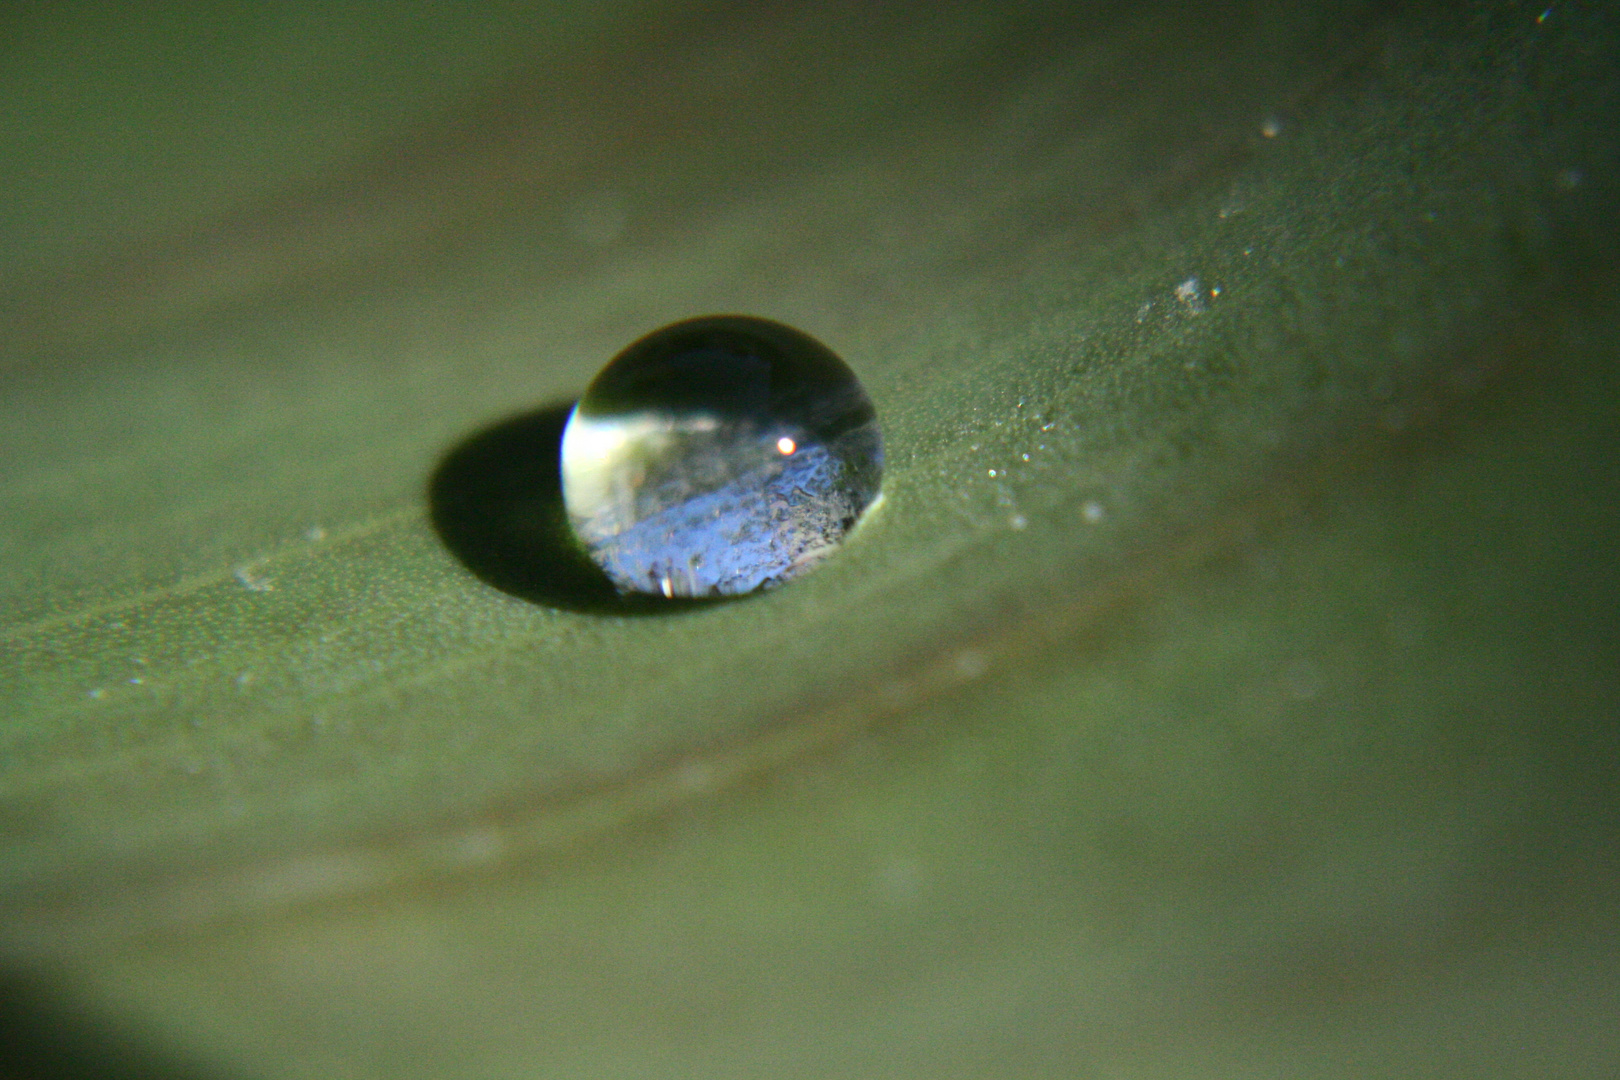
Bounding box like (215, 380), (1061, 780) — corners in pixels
(561, 316), (883, 598)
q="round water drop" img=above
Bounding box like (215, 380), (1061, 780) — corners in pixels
(561, 315), (883, 598)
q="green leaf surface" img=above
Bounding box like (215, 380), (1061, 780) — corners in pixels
(2, 2), (1617, 1077)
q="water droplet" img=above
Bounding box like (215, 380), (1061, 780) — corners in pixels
(561, 315), (883, 598)
(953, 649), (988, 679)
(873, 856), (928, 906)
(1173, 276), (1206, 313)
(233, 565), (274, 592)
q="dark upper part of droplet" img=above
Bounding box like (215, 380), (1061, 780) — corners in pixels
(577, 315), (876, 440)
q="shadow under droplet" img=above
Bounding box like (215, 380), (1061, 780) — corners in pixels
(427, 402), (713, 615)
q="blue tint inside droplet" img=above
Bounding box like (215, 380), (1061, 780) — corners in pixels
(561, 316), (883, 598)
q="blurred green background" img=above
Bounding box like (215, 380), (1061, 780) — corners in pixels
(2, 1), (1617, 1077)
